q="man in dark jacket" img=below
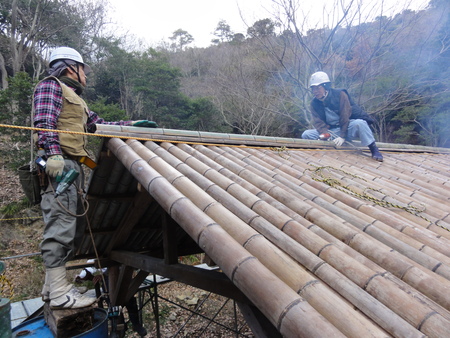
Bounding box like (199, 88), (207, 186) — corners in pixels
(301, 71), (383, 161)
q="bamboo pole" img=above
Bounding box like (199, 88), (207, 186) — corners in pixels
(106, 137), (344, 338)
(123, 140), (388, 338)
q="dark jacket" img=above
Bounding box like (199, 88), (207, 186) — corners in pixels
(310, 88), (374, 139)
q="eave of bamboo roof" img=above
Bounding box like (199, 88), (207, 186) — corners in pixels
(74, 125), (450, 338)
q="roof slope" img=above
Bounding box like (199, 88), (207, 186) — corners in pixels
(75, 125), (450, 338)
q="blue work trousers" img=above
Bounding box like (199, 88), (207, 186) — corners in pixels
(302, 119), (375, 146)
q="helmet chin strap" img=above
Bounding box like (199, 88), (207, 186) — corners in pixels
(63, 61), (82, 84)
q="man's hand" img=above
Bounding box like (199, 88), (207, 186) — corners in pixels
(132, 120), (158, 128)
(333, 137), (345, 147)
(46, 155), (65, 177)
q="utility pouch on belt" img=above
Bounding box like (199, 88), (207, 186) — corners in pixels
(18, 164), (42, 205)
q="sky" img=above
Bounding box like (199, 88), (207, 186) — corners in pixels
(106, 0), (430, 48)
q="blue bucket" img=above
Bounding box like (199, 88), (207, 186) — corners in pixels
(11, 308), (108, 337)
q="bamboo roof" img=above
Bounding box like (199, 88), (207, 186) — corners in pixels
(73, 125), (450, 338)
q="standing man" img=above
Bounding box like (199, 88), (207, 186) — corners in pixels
(34, 46), (156, 309)
(302, 71), (383, 161)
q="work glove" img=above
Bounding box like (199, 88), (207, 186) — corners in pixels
(333, 137), (345, 147)
(46, 155), (65, 178)
(132, 120), (158, 128)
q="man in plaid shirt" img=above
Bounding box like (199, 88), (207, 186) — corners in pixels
(34, 46), (156, 309)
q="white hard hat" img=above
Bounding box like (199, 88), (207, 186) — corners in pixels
(49, 47), (91, 74)
(309, 71), (330, 87)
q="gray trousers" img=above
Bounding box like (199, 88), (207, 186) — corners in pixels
(302, 119), (375, 146)
(40, 159), (85, 268)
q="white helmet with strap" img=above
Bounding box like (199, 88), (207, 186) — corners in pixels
(309, 71), (330, 87)
(49, 47), (91, 74)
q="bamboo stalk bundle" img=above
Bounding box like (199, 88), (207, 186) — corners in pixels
(308, 161), (450, 220)
(106, 137), (344, 338)
(242, 148), (450, 261)
(167, 142), (450, 337)
(291, 151), (450, 241)
(290, 165), (450, 257)
(373, 165), (450, 200)
(192, 144), (450, 312)
(332, 153), (450, 202)
(122, 140), (389, 338)
(296, 150), (450, 206)
(386, 155), (450, 184)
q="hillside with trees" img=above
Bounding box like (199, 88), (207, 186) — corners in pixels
(0, 0), (449, 171)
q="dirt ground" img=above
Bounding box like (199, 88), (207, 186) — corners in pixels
(0, 165), (253, 337)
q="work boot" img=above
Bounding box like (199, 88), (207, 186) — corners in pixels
(48, 266), (96, 309)
(42, 269), (88, 302)
(368, 142), (383, 162)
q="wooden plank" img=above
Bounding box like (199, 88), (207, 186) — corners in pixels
(110, 250), (249, 303)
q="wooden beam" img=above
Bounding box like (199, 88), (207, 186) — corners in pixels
(162, 212), (178, 264)
(108, 265), (135, 306)
(110, 250), (249, 303)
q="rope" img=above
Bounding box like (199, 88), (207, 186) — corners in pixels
(304, 165), (450, 231)
(270, 146), (291, 159)
(0, 273), (14, 299)
(0, 216), (42, 222)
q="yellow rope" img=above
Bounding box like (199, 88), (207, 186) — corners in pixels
(270, 146), (291, 159)
(0, 216), (42, 222)
(0, 274), (14, 299)
(2, 123), (447, 156)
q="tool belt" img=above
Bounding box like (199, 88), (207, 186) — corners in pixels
(63, 155), (97, 169)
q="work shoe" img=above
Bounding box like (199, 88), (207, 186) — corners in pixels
(47, 266), (96, 309)
(42, 284), (88, 302)
(368, 143), (383, 162)
(50, 286), (97, 309)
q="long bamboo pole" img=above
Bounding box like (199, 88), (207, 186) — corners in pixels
(106, 137), (344, 338)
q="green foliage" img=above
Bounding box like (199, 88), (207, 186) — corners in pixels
(0, 73), (35, 169)
(88, 97), (129, 121)
(169, 29), (194, 51)
(0, 198), (30, 216)
(0, 72), (34, 127)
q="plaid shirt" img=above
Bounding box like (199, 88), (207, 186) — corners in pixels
(33, 79), (131, 156)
